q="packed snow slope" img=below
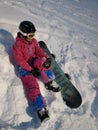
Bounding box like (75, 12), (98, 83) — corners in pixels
(0, 0), (98, 130)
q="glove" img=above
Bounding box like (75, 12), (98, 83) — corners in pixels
(30, 68), (40, 77)
(43, 58), (51, 68)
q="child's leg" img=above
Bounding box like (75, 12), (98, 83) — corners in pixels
(20, 75), (46, 111)
(20, 75), (40, 101)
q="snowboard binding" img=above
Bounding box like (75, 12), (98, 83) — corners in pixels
(45, 81), (60, 92)
(64, 73), (71, 80)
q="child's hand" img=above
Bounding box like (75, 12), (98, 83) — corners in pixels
(30, 69), (40, 77)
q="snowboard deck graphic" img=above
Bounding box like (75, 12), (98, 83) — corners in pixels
(39, 41), (82, 108)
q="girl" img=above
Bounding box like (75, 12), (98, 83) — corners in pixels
(13, 21), (59, 122)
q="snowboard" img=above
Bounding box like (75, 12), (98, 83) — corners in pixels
(39, 41), (82, 109)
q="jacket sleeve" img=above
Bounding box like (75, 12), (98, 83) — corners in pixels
(13, 42), (32, 71)
(34, 40), (49, 58)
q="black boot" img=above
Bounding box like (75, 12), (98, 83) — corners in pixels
(45, 81), (60, 92)
(37, 107), (49, 123)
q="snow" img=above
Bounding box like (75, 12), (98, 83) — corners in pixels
(0, 0), (98, 129)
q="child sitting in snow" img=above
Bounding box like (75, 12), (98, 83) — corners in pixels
(13, 21), (60, 122)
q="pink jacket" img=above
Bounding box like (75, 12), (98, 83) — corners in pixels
(13, 36), (48, 71)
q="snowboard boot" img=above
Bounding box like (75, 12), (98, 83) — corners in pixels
(45, 81), (60, 92)
(37, 107), (49, 123)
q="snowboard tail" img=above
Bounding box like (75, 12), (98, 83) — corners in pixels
(39, 41), (82, 108)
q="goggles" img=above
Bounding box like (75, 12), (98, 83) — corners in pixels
(19, 30), (35, 39)
(27, 33), (35, 39)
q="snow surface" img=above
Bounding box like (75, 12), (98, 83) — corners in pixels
(0, 0), (98, 130)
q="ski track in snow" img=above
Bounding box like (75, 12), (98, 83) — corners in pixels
(0, 0), (98, 130)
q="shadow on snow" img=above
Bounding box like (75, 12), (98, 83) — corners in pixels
(91, 87), (98, 120)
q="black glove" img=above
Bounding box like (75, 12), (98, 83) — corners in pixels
(43, 58), (51, 68)
(30, 68), (40, 77)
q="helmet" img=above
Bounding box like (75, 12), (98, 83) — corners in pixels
(19, 21), (36, 35)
